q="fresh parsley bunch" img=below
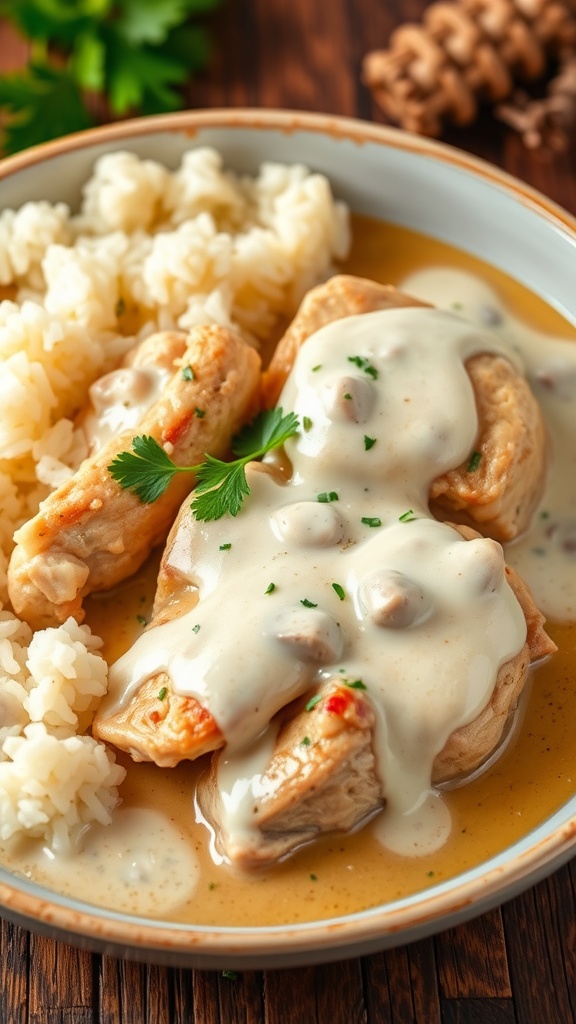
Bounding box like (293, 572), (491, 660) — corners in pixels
(0, 0), (223, 153)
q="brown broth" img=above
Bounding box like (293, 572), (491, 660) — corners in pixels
(80, 214), (576, 927)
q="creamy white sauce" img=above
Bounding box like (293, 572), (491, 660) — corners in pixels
(104, 307), (528, 857)
(402, 268), (576, 621)
(15, 808), (201, 915)
(83, 364), (172, 453)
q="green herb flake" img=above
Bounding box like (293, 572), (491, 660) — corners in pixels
(115, 297), (126, 318)
(305, 694), (322, 712)
(312, 364), (322, 372)
(347, 355), (379, 380)
(221, 970), (239, 980)
(301, 598), (318, 608)
(426, 870), (435, 877)
(192, 623), (201, 634)
(302, 416), (313, 431)
(332, 583), (345, 601)
(317, 491), (338, 503)
(310, 873), (318, 881)
(194, 407), (206, 418)
(345, 679), (367, 690)
(532, 547), (547, 556)
(136, 614), (147, 626)
(265, 582), (276, 595)
(364, 435), (376, 450)
(182, 365), (194, 381)
(451, 302), (463, 311)
(361, 516), (382, 528)
(540, 510), (550, 520)
(157, 686), (167, 701)
(300, 736), (311, 746)
(399, 509), (416, 522)
(208, 881), (217, 890)
(219, 543), (232, 551)
(466, 450), (482, 472)
(343, 392), (352, 400)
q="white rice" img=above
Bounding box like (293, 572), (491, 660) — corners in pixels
(0, 147), (349, 849)
(0, 607), (124, 849)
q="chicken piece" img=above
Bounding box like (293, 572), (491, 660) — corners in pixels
(93, 672), (224, 768)
(262, 274), (426, 406)
(429, 352), (546, 542)
(8, 325), (261, 629)
(263, 274), (546, 542)
(198, 537), (555, 868)
(198, 679), (382, 866)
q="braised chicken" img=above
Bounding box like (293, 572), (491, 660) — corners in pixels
(8, 325), (260, 629)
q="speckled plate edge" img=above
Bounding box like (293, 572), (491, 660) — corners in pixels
(0, 108), (574, 968)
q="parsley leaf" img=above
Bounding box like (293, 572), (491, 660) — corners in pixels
(0, 62), (93, 154)
(0, 0), (222, 152)
(108, 408), (300, 521)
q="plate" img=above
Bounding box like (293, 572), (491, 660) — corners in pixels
(0, 108), (575, 968)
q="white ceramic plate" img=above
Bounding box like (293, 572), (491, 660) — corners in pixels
(0, 109), (575, 968)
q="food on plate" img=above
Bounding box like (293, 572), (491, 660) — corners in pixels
(264, 276), (546, 541)
(0, 150), (573, 923)
(8, 325), (260, 630)
(95, 283), (554, 865)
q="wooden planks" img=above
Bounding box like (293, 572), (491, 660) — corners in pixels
(0, 0), (575, 1021)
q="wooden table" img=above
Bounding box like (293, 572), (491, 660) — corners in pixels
(1, 2), (575, 1022)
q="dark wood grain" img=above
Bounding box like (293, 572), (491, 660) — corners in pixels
(0, 1), (575, 1022)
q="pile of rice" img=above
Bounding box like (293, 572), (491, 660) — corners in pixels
(0, 147), (349, 848)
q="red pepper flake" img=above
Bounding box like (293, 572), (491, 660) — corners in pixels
(149, 710), (161, 724)
(324, 694), (348, 715)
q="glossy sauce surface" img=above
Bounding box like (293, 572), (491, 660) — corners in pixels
(5, 216), (576, 926)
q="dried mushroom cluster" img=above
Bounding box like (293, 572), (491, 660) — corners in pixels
(363, 0), (576, 148)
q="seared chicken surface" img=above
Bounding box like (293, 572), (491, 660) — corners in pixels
(264, 275), (546, 542)
(8, 325), (260, 629)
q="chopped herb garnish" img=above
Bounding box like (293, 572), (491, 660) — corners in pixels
(343, 392), (352, 400)
(302, 416), (313, 431)
(182, 365), (194, 381)
(108, 408), (299, 520)
(317, 491), (339, 503)
(312, 364), (322, 372)
(364, 435), (376, 450)
(221, 970), (238, 980)
(301, 736), (311, 746)
(347, 355), (379, 380)
(532, 547), (547, 556)
(332, 583), (345, 601)
(158, 686), (167, 701)
(136, 614), (147, 626)
(194, 407), (206, 418)
(305, 694), (322, 712)
(345, 679), (367, 690)
(192, 623), (201, 634)
(208, 881), (217, 890)
(219, 543), (232, 550)
(301, 598), (318, 608)
(399, 509), (416, 522)
(540, 510), (550, 520)
(426, 870), (435, 877)
(451, 302), (463, 311)
(361, 516), (382, 528)
(467, 450), (482, 472)
(115, 297), (126, 317)
(265, 582), (276, 594)
(310, 873), (318, 881)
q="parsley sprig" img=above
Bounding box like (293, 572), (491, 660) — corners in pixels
(108, 407), (299, 521)
(0, 0), (223, 153)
